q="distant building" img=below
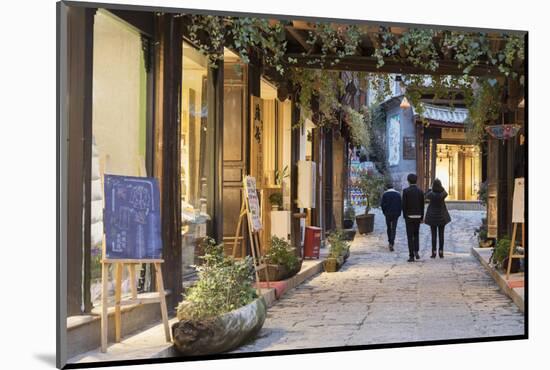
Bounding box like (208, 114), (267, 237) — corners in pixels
(381, 95), (484, 200)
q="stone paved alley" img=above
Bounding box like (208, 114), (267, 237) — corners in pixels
(234, 209), (525, 352)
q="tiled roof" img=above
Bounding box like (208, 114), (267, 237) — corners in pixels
(415, 103), (469, 124)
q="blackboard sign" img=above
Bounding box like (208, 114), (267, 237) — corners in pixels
(104, 174), (162, 259)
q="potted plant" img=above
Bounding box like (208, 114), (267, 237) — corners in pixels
(275, 165), (290, 185)
(172, 238), (266, 355)
(324, 230), (350, 272)
(268, 192), (283, 211)
(490, 236), (520, 273)
(475, 217), (494, 248)
(355, 170), (384, 234)
(261, 236), (301, 281)
(343, 204), (355, 229)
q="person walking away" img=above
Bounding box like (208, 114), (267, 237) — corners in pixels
(424, 179), (451, 258)
(381, 182), (402, 252)
(402, 174), (424, 262)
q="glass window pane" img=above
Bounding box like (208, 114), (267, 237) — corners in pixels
(181, 42), (209, 277)
(90, 9), (148, 305)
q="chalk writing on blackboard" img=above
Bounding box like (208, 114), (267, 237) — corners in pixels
(104, 175), (162, 259)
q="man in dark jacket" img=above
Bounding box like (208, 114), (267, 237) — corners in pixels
(381, 182), (402, 251)
(402, 173), (425, 262)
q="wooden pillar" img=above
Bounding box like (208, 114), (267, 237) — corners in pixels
(323, 127), (334, 232)
(332, 129), (345, 229)
(64, 4), (95, 316)
(290, 95), (302, 255)
(156, 14), (183, 311)
(207, 61), (224, 243)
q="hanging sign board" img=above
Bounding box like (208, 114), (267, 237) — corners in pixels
(103, 174), (162, 259)
(512, 177), (525, 223)
(244, 176), (262, 232)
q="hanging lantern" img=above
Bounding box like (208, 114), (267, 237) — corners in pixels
(485, 124), (521, 140)
(400, 96), (411, 110)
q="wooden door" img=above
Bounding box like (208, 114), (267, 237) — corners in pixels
(222, 63), (248, 255)
(487, 138), (499, 238)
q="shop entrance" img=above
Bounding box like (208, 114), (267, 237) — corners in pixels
(435, 144), (481, 201)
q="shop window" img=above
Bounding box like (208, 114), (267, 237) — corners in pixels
(181, 42), (210, 276)
(89, 9), (149, 306)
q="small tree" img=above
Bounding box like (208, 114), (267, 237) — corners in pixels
(357, 170), (385, 214)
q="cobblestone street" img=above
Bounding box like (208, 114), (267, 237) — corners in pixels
(235, 209), (525, 353)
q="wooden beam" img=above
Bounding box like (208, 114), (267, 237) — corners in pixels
(285, 53), (504, 76)
(292, 20), (315, 30)
(286, 26), (311, 52)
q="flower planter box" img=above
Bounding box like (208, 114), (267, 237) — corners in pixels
(323, 256), (344, 273)
(172, 297), (267, 355)
(260, 260), (302, 282)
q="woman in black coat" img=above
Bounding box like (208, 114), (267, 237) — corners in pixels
(424, 179), (451, 258)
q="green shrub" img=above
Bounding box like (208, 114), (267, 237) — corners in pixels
(344, 204), (356, 220)
(327, 230), (350, 259)
(358, 170), (385, 213)
(268, 192), (283, 208)
(265, 236), (299, 271)
(478, 181), (488, 207)
(177, 238), (257, 320)
(492, 236), (511, 267)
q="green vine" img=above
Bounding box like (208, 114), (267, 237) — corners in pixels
(344, 105), (370, 148)
(186, 15), (293, 74)
(465, 78), (503, 145)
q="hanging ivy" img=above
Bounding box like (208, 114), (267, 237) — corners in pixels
(186, 15), (294, 74)
(344, 105), (370, 148)
(465, 78), (503, 145)
(289, 68), (345, 128)
(184, 14), (523, 144)
(305, 23), (362, 67)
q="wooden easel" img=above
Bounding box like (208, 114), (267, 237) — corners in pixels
(506, 177), (525, 280)
(505, 222), (525, 280)
(99, 158), (170, 353)
(100, 258), (170, 352)
(231, 177), (270, 294)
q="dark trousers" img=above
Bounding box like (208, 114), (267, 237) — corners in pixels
(385, 215), (399, 245)
(405, 220), (421, 257)
(430, 225), (445, 252)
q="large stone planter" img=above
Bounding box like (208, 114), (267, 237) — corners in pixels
(260, 260), (302, 282)
(172, 297), (267, 355)
(356, 213), (375, 234)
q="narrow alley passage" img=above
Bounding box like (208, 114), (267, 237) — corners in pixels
(234, 209), (524, 352)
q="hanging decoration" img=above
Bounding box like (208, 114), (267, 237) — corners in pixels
(484, 124), (521, 140)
